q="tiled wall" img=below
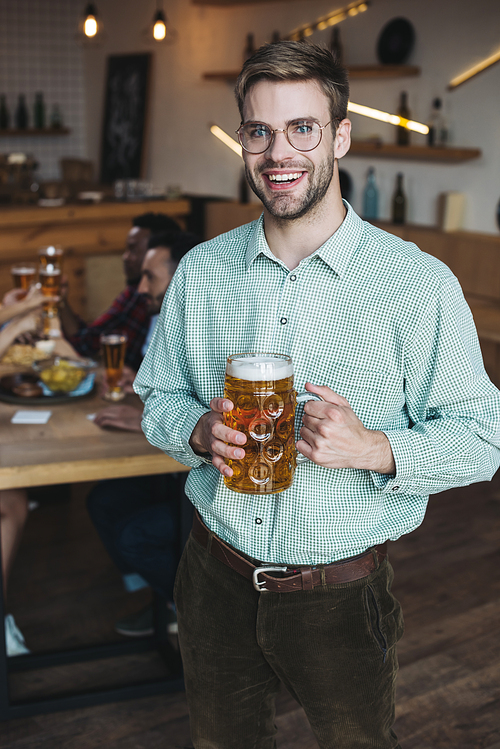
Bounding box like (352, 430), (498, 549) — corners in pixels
(0, 0), (87, 181)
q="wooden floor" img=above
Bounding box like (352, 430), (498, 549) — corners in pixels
(2, 473), (500, 748)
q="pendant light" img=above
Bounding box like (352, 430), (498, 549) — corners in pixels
(77, 3), (104, 45)
(148, 1), (177, 44)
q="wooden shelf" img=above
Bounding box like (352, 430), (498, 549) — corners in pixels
(0, 128), (70, 136)
(194, 0), (288, 4)
(348, 141), (482, 163)
(203, 65), (420, 83)
(349, 65), (420, 79)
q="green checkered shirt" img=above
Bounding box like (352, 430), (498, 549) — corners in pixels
(135, 202), (500, 565)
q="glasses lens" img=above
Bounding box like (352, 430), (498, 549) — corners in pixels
(287, 121), (322, 151)
(240, 123), (272, 153)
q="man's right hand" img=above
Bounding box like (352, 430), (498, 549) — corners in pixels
(189, 397), (247, 477)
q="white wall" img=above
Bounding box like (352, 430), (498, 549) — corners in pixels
(80, 0), (499, 234)
(0, 0), (86, 181)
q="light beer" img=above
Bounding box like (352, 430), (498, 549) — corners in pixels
(100, 333), (127, 401)
(39, 267), (61, 336)
(224, 354), (297, 495)
(38, 245), (63, 272)
(11, 264), (37, 298)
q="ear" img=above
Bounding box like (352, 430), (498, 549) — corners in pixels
(333, 119), (351, 160)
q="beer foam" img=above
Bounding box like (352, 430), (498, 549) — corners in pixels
(227, 355), (293, 381)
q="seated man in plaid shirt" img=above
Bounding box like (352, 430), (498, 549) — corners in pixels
(59, 212), (181, 372)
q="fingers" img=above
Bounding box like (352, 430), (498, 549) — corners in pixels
(209, 397), (234, 414)
(305, 382), (350, 407)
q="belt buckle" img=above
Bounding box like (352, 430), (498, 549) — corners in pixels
(253, 565), (289, 592)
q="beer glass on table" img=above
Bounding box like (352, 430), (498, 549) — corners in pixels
(38, 245), (63, 272)
(223, 353), (322, 495)
(100, 333), (128, 401)
(39, 267), (62, 337)
(11, 264), (37, 299)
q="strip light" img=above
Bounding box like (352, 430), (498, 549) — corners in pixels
(347, 102), (429, 134)
(210, 125), (243, 156)
(448, 48), (500, 90)
(210, 104), (429, 160)
(286, 0), (370, 41)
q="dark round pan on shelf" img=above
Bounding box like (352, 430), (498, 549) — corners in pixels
(377, 17), (415, 65)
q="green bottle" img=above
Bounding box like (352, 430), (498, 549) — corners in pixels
(34, 92), (45, 130)
(0, 95), (9, 129)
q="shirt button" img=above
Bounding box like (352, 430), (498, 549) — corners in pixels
(290, 274), (297, 281)
(280, 317), (287, 325)
(255, 518), (262, 525)
(392, 485), (400, 491)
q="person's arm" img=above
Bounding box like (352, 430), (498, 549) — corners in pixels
(134, 267), (215, 469)
(93, 405), (143, 432)
(366, 275), (500, 495)
(0, 288), (44, 327)
(0, 312), (40, 359)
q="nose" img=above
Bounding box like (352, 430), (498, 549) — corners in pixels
(137, 277), (147, 294)
(265, 129), (294, 162)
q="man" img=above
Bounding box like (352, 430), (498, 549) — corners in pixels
(60, 212), (181, 371)
(87, 231), (199, 636)
(134, 42), (500, 748)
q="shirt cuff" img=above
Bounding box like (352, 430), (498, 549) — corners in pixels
(369, 428), (416, 494)
(178, 404), (212, 467)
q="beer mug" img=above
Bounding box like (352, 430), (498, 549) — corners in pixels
(100, 333), (128, 401)
(223, 353), (322, 495)
(11, 264), (37, 298)
(38, 245), (63, 272)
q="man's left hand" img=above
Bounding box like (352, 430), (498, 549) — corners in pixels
(296, 383), (395, 475)
(93, 405), (143, 432)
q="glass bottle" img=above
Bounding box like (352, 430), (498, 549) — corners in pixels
(329, 26), (343, 64)
(427, 98), (448, 147)
(396, 91), (410, 146)
(50, 103), (63, 129)
(362, 167), (379, 220)
(33, 92), (45, 130)
(392, 173), (407, 224)
(15, 94), (28, 129)
(0, 95), (9, 129)
(243, 33), (255, 62)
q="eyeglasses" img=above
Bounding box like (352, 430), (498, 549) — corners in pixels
(236, 119), (334, 154)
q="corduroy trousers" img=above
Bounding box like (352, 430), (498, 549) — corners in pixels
(174, 532), (404, 749)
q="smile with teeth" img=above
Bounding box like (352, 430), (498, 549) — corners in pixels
(267, 172), (304, 183)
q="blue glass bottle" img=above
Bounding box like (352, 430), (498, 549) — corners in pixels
(363, 167), (379, 220)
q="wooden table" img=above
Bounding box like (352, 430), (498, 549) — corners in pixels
(0, 387), (186, 491)
(0, 380), (189, 720)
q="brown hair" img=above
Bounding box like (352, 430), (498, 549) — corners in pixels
(235, 41), (350, 124)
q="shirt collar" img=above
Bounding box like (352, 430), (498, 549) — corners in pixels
(245, 200), (364, 278)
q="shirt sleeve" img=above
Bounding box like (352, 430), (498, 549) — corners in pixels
(371, 275), (500, 495)
(134, 266), (211, 468)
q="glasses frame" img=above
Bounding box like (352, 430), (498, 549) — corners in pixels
(236, 119), (337, 154)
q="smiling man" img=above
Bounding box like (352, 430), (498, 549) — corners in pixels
(135, 42), (500, 749)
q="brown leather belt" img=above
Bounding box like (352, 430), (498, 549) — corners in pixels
(191, 510), (387, 593)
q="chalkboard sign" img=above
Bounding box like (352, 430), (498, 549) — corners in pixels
(100, 53), (152, 184)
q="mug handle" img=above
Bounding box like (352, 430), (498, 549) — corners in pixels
(295, 391), (324, 464)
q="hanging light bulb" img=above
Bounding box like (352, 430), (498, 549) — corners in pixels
(77, 3), (104, 45)
(146, 1), (177, 44)
(153, 9), (167, 40)
(84, 9), (98, 37)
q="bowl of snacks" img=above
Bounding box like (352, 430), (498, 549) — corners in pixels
(32, 357), (97, 395)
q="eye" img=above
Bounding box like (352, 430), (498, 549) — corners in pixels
(247, 123), (270, 139)
(290, 120), (315, 135)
